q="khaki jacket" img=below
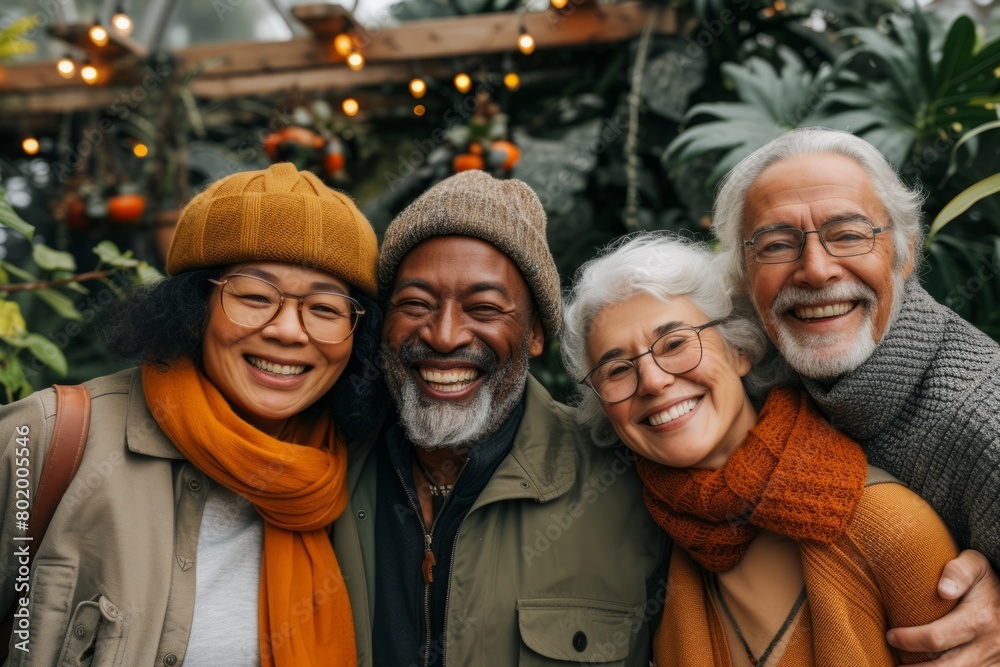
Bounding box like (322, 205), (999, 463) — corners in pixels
(333, 376), (667, 666)
(1, 369), (211, 666)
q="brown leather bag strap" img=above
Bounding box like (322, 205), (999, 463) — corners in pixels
(26, 384), (91, 565)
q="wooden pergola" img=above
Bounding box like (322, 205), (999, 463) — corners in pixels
(0, 2), (681, 121)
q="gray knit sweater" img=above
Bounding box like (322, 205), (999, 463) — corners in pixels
(802, 280), (1000, 566)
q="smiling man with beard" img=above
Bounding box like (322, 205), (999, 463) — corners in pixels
(712, 127), (1000, 664)
(333, 170), (664, 667)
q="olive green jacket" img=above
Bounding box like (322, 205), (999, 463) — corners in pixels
(1, 369), (212, 666)
(333, 376), (667, 666)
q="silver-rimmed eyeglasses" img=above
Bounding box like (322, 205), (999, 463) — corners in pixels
(743, 219), (888, 264)
(209, 274), (364, 344)
(580, 320), (722, 404)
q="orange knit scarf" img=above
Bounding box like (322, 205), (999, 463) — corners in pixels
(141, 360), (356, 667)
(636, 386), (867, 572)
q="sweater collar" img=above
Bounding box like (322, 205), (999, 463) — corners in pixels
(801, 279), (944, 440)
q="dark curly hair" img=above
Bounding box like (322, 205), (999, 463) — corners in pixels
(98, 270), (387, 438)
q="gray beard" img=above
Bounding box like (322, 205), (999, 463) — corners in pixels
(760, 274), (905, 381)
(382, 338), (531, 450)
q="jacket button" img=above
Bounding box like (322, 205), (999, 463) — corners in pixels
(74, 624), (87, 638)
(188, 478), (202, 492)
(164, 654), (178, 666)
(573, 631), (587, 652)
(356, 510), (367, 520)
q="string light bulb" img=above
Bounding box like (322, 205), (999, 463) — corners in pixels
(504, 72), (520, 90)
(89, 24), (109, 47)
(409, 77), (427, 99)
(346, 51), (364, 71)
(333, 33), (354, 57)
(342, 98), (360, 116)
(56, 55), (75, 79)
(550, 0), (568, 8)
(413, 104), (426, 116)
(133, 143), (148, 158)
(453, 72), (472, 93)
(21, 137), (40, 155)
(112, 3), (133, 35)
(517, 30), (535, 55)
(81, 62), (99, 84)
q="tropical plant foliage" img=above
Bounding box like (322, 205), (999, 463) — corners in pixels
(664, 5), (1000, 347)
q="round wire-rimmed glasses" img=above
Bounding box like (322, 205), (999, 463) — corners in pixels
(208, 274), (364, 344)
(580, 320), (722, 404)
(743, 219), (888, 265)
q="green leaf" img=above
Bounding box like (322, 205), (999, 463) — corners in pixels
(52, 271), (89, 295)
(35, 288), (83, 321)
(928, 173), (1000, 242)
(935, 16), (976, 99)
(0, 261), (37, 283)
(21, 333), (68, 376)
(0, 353), (30, 405)
(0, 187), (34, 240)
(93, 241), (140, 268)
(947, 120), (1000, 176)
(32, 244), (77, 272)
(135, 262), (165, 285)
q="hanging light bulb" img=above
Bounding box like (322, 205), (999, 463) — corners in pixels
(89, 24), (109, 47)
(346, 51), (365, 71)
(22, 137), (40, 155)
(333, 33), (354, 57)
(409, 77), (427, 99)
(112, 2), (133, 35)
(517, 29), (535, 55)
(81, 61), (100, 84)
(504, 72), (520, 91)
(550, 0), (568, 8)
(342, 98), (360, 116)
(413, 104), (426, 117)
(56, 55), (76, 79)
(133, 143), (149, 158)
(453, 72), (472, 94)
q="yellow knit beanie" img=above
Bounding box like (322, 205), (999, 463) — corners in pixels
(167, 163), (378, 297)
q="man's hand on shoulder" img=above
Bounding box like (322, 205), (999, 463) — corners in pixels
(887, 549), (1000, 666)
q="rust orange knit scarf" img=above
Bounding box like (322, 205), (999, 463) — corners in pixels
(141, 360), (356, 667)
(636, 386), (867, 573)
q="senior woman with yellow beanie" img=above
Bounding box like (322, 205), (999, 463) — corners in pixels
(0, 163), (379, 666)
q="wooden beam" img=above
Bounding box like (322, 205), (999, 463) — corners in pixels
(291, 4), (361, 39)
(48, 22), (148, 59)
(0, 3), (678, 115)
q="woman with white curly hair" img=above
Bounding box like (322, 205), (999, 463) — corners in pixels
(561, 232), (957, 666)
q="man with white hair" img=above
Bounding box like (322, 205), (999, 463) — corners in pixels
(334, 170), (664, 667)
(713, 126), (1000, 663)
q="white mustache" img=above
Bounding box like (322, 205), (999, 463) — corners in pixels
(771, 282), (877, 315)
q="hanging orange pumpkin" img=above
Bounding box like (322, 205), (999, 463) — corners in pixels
(453, 153), (484, 173)
(107, 193), (146, 224)
(490, 140), (521, 171)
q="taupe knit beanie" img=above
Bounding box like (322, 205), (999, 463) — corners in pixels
(168, 162), (378, 297)
(379, 170), (561, 337)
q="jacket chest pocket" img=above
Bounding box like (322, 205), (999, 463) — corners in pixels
(58, 594), (126, 666)
(9, 563), (125, 667)
(516, 598), (637, 666)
